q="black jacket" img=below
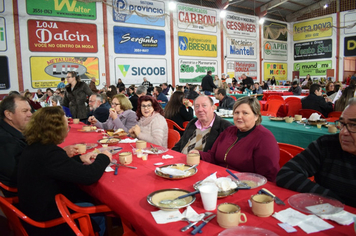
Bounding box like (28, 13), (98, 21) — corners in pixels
(201, 74), (217, 92)
(301, 93), (333, 117)
(129, 93), (139, 112)
(219, 96), (235, 110)
(172, 114), (233, 153)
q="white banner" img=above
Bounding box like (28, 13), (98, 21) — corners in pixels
(178, 59), (218, 83)
(115, 58), (167, 85)
(227, 38), (257, 59)
(177, 4), (217, 32)
(263, 41), (287, 61)
(225, 14), (257, 37)
(0, 17), (7, 51)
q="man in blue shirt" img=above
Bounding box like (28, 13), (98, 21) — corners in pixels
(154, 86), (168, 108)
(57, 77), (65, 89)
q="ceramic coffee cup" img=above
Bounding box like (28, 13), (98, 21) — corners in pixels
(119, 152), (133, 165)
(294, 114), (302, 121)
(251, 194), (274, 217)
(73, 118), (80, 124)
(285, 117), (294, 123)
(217, 203), (247, 228)
(136, 140), (147, 149)
(75, 144), (86, 154)
(328, 125), (337, 133)
(187, 153), (200, 166)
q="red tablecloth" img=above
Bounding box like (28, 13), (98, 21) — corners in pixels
(60, 124), (356, 236)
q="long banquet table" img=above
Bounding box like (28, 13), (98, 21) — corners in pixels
(223, 116), (335, 148)
(60, 123), (354, 236)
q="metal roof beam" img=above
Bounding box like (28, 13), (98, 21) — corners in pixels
(286, 0), (335, 22)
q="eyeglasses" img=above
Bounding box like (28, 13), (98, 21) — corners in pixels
(112, 103), (120, 106)
(89, 100), (96, 103)
(335, 120), (356, 133)
(66, 76), (73, 79)
(141, 104), (152, 109)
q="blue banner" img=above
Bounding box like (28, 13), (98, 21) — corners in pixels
(114, 26), (166, 55)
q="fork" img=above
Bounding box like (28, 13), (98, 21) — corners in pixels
(180, 212), (212, 232)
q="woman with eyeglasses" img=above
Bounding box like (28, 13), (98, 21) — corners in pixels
(62, 71), (92, 120)
(189, 97), (280, 182)
(18, 107), (112, 236)
(89, 94), (137, 133)
(129, 95), (168, 147)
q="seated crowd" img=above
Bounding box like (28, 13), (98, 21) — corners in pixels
(1, 75), (356, 235)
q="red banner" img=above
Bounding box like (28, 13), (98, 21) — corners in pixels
(28, 20), (97, 53)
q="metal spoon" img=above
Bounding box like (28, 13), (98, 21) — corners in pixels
(159, 190), (199, 205)
(184, 164), (198, 172)
(226, 169), (251, 189)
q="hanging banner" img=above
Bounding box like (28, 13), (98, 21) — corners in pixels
(178, 32), (217, 57)
(264, 62), (287, 80)
(0, 17), (6, 51)
(26, 0), (96, 20)
(226, 38), (256, 59)
(177, 4), (217, 32)
(30, 57), (99, 88)
(114, 26), (166, 55)
(225, 14), (257, 37)
(263, 41), (287, 61)
(178, 59), (217, 83)
(293, 60), (332, 76)
(113, 0), (165, 27)
(28, 20), (98, 52)
(344, 12), (356, 35)
(293, 17), (333, 41)
(294, 39), (332, 60)
(115, 58), (167, 84)
(344, 35), (356, 57)
(0, 56), (10, 89)
(263, 20), (288, 41)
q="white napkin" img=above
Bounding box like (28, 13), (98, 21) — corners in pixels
(105, 166), (114, 172)
(273, 208), (334, 234)
(157, 167), (187, 176)
(151, 209), (183, 224)
(182, 206), (203, 222)
(200, 173), (237, 191)
(119, 138), (138, 143)
(318, 210), (356, 225)
(309, 113), (321, 121)
(162, 155), (174, 159)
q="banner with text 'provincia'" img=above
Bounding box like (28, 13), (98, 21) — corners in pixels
(30, 57), (99, 88)
(178, 59), (217, 83)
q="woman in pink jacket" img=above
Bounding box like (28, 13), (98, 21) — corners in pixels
(190, 96), (280, 182)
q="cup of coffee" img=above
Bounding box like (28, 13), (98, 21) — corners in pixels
(294, 114), (302, 121)
(317, 124), (322, 129)
(250, 194), (274, 217)
(217, 203), (247, 228)
(328, 125), (337, 133)
(119, 152), (133, 165)
(136, 140), (147, 149)
(73, 118), (80, 124)
(187, 153), (200, 166)
(75, 144), (86, 154)
(285, 117), (294, 123)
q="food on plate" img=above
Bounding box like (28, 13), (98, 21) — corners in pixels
(158, 199), (186, 208)
(90, 126), (97, 130)
(240, 180), (257, 188)
(99, 138), (120, 144)
(82, 125), (91, 132)
(150, 146), (158, 153)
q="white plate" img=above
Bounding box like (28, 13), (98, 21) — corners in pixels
(288, 193), (344, 215)
(228, 172), (267, 189)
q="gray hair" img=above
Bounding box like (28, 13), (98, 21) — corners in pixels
(136, 85), (147, 95)
(52, 95), (62, 104)
(90, 93), (103, 103)
(347, 97), (356, 106)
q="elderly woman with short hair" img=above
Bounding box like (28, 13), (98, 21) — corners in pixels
(89, 94), (137, 133)
(189, 96), (280, 182)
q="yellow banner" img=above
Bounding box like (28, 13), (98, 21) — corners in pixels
(30, 57), (99, 88)
(293, 17), (333, 41)
(264, 62), (287, 80)
(178, 32), (217, 57)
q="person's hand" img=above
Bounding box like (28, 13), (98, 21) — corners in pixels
(63, 145), (78, 157)
(80, 152), (98, 165)
(88, 116), (97, 125)
(101, 150), (113, 162)
(109, 109), (118, 120)
(187, 101), (193, 107)
(189, 150), (199, 154)
(130, 125), (140, 137)
(129, 126), (137, 138)
(325, 97), (332, 103)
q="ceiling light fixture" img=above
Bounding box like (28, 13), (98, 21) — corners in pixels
(169, 1), (176, 11)
(259, 18), (265, 24)
(220, 10), (227, 18)
(323, 4), (328, 9)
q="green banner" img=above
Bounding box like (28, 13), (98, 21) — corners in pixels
(26, 0), (96, 20)
(293, 60), (332, 76)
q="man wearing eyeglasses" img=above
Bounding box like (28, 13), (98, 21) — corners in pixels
(86, 94), (109, 124)
(276, 98), (356, 207)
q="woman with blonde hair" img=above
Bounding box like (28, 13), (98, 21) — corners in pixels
(89, 94), (137, 132)
(18, 107), (111, 236)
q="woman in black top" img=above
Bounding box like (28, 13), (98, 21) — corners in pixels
(164, 91), (194, 135)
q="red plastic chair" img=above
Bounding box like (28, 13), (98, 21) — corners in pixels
(0, 195), (92, 236)
(231, 96), (237, 101)
(55, 194), (113, 236)
(267, 95), (284, 101)
(284, 99), (302, 117)
(298, 109), (325, 118)
(0, 181), (18, 193)
(279, 148), (294, 168)
(261, 100), (285, 117)
(182, 121), (189, 129)
(278, 143), (304, 158)
(166, 119), (185, 132)
(326, 111), (342, 122)
(285, 97), (301, 103)
(167, 129), (180, 149)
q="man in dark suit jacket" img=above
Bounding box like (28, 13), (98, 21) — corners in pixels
(87, 94), (109, 123)
(301, 83), (333, 117)
(130, 85), (147, 112)
(201, 71), (217, 95)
